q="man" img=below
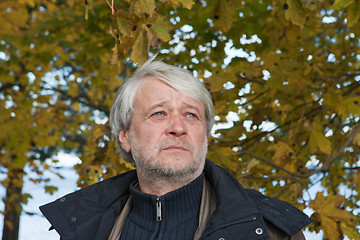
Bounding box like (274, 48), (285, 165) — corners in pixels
(40, 57), (312, 240)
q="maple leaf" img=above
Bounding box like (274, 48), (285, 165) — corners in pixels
(310, 193), (356, 240)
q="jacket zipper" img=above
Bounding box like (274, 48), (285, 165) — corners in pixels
(156, 197), (162, 221)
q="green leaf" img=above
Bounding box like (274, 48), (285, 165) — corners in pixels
(22, 193), (32, 205)
(150, 17), (172, 43)
(347, 0), (360, 27)
(331, 0), (355, 10)
(44, 186), (58, 195)
(139, 0), (156, 16)
(116, 18), (131, 37)
(309, 130), (332, 155)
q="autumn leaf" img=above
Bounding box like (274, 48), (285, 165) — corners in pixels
(130, 30), (149, 64)
(213, 0), (234, 32)
(138, 0), (156, 17)
(309, 131), (332, 155)
(146, 16), (172, 47)
(308, 122), (332, 155)
(178, 0), (193, 9)
(44, 186), (58, 195)
(310, 193), (356, 240)
(353, 132), (360, 146)
(116, 18), (131, 37)
(331, 0), (355, 10)
(340, 221), (360, 240)
(267, 141), (294, 165)
(284, 0), (307, 27)
(246, 158), (260, 170)
(347, 0), (360, 27)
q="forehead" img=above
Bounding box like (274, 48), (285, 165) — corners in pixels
(133, 76), (205, 111)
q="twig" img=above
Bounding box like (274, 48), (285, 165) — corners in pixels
(106, 0), (114, 14)
(240, 150), (293, 176)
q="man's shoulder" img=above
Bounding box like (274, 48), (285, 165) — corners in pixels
(203, 160), (312, 238)
(244, 188), (312, 236)
(39, 169), (137, 240)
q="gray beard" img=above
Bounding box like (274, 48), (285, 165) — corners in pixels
(130, 132), (207, 187)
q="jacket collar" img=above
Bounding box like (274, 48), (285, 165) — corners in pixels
(201, 160), (265, 238)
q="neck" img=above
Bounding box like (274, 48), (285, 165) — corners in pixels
(136, 168), (203, 196)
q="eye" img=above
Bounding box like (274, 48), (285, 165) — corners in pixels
(186, 112), (198, 119)
(150, 111), (166, 119)
(155, 111), (165, 116)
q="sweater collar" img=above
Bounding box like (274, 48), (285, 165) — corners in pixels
(128, 173), (204, 230)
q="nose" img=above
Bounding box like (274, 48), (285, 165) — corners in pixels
(166, 114), (187, 137)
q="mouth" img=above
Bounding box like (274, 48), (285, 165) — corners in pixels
(163, 145), (188, 151)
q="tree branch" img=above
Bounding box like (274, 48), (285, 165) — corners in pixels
(239, 150), (293, 176)
(240, 121), (360, 179)
(313, 121), (360, 174)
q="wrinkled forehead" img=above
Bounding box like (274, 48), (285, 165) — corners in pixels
(133, 76), (205, 112)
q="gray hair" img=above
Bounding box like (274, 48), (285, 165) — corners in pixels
(109, 56), (214, 164)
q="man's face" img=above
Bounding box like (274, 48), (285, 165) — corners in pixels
(119, 76), (208, 178)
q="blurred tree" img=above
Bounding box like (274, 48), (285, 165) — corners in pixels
(1, 0), (360, 240)
(0, 0), (132, 239)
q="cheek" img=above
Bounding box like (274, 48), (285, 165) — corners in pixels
(137, 125), (163, 144)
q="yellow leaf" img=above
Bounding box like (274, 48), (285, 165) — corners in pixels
(340, 221), (360, 240)
(347, 0), (360, 27)
(18, 0), (35, 7)
(87, 165), (103, 180)
(178, 0), (194, 9)
(322, 92), (347, 118)
(345, 96), (360, 116)
(309, 122), (332, 154)
(72, 102), (80, 112)
(246, 158), (260, 170)
(68, 84), (78, 97)
(91, 126), (104, 140)
(310, 193), (355, 240)
(284, 0), (307, 27)
(130, 31), (149, 64)
(213, 0), (234, 32)
(320, 215), (341, 240)
(267, 141), (294, 164)
(353, 132), (360, 146)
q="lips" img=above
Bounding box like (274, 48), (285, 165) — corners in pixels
(163, 145), (188, 151)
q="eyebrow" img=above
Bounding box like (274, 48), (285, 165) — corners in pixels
(143, 100), (169, 116)
(182, 102), (202, 115)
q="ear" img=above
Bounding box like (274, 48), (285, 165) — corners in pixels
(119, 130), (131, 152)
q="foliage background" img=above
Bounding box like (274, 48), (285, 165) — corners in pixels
(1, 0), (360, 239)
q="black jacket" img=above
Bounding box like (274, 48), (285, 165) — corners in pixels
(40, 160), (312, 240)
